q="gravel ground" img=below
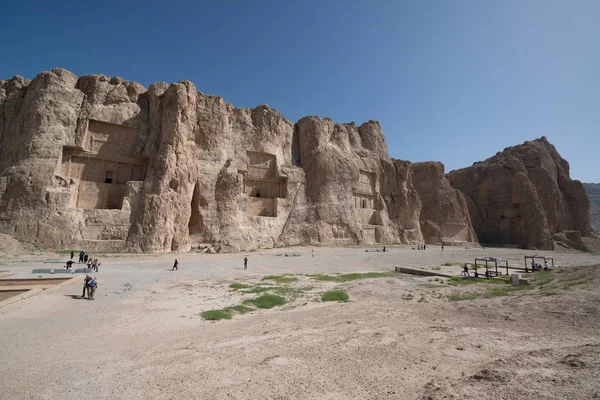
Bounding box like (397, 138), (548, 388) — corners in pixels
(1, 245), (599, 399)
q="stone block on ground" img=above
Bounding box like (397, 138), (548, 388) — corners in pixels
(53, 268), (73, 274)
(32, 268), (53, 274)
(73, 268), (92, 274)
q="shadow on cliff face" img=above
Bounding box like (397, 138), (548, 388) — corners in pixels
(188, 181), (202, 235)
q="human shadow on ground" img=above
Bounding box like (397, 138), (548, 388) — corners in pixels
(64, 295), (88, 300)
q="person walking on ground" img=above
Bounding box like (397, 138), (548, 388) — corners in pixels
(82, 275), (92, 298)
(311, 249), (314, 258)
(171, 259), (178, 271)
(462, 265), (470, 276)
(70, 250), (74, 260)
(383, 246), (386, 252)
(79, 251), (84, 263)
(424, 244), (426, 250)
(87, 258), (92, 270)
(84, 253), (89, 263)
(88, 277), (98, 300)
(244, 257), (248, 270)
(441, 244), (444, 251)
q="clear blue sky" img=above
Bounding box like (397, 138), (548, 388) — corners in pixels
(2, 1), (599, 182)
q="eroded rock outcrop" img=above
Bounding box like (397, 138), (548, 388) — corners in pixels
(447, 137), (594, 250)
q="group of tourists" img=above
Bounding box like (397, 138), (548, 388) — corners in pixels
(82, 275), (98, 300)
(529, 260), (550, 272)
(64, 250), (101, 272)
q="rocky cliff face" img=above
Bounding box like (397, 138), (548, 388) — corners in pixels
(0, 68), (462, 252)
(447, 137), (594, 250)
(0, 69), (592, 252)
(583, 183), (600, 232)
(410, 162), (477, 246)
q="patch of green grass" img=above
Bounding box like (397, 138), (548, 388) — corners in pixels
(322, 290), (349, 302)
(243, 294), (286, 309)
(443, 262), (454, 266)
(201, 309), (233, 320)
(307, 272), (395, 282)
(448, 276), (509, 286)
(261, 275), (298, 284)
(202, 304), (255, 320)
(307, 274), (338, 281)
(532, 270), (553, 286)
(229, 282), (250, 290)
(430, 266), (441, 270)
(402, 293), (414, 301)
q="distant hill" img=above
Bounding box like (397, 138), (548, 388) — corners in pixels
(583, 183), (600, 231)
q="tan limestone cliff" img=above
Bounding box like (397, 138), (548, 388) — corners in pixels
(410, 162), (477, 246)
(447, 137), (594, 250)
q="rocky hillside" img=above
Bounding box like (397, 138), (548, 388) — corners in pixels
(448, 138), (595, 251)
(583, 183), (600, 231)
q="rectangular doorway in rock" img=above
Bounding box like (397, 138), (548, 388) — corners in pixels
(238, 151), (287, 217)
(353, 170), (382, 225)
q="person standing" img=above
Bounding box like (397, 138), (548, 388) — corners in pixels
(311, 249), (314, 258)
(244, 257), (248, 270)
(82, 275), (92, 298)
(171, 259), (178, 271)
(441, 244), (444, 251)
(79, 251), (84, 263)
(70, 250), (74, 260)
(88, 277), (98, 300)
(84, 253), (89, 264)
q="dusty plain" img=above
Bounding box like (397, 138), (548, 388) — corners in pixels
(1, 242), (599, 400)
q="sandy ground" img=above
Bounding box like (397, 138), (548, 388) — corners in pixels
(1, 245), (599, 399)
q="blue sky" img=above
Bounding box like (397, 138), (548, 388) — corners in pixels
(2, 1), (599, 182)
